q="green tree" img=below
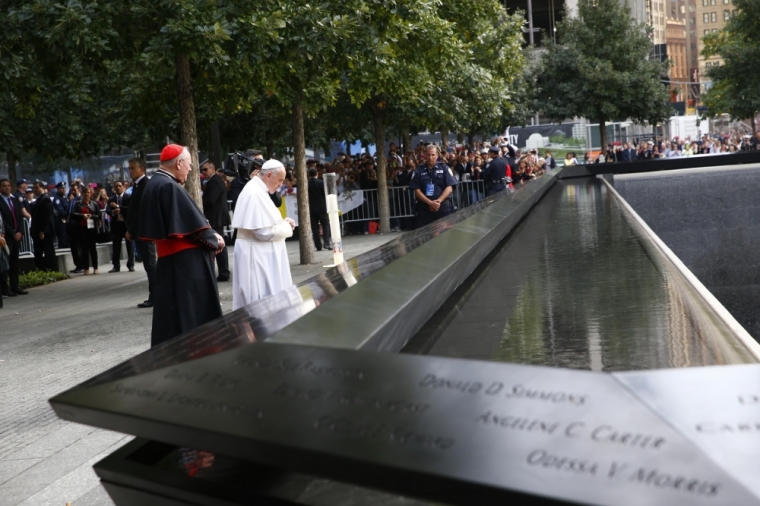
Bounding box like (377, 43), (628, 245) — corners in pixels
(344, 0), (476, 233)
(110, 1), (264, 206)
(429, 0), (526, 143)
(0, 1), (117, 187)
(242, 2), (361, 264)
(701, 0), (760, 134)
(532, 0), (671, 149)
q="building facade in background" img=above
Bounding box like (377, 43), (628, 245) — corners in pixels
(666, 18), (688, 101)
(695, 0), (733, 79)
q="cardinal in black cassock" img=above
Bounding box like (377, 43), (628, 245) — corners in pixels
(138, 144), (224, 347)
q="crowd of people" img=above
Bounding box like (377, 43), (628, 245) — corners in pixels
(564, 130), (760, 165)
(0, 158), (156, 310)
(0, 134), (563, 315)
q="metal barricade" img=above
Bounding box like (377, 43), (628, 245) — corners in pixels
(96, 210), (112, 242)
(225, 181), (489, 232)
(19, 218), (32, 255)
(340, 181), (486, 226)
(453, 180), (486, 209)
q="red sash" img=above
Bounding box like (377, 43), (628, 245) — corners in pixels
(154, 237), (202, 258)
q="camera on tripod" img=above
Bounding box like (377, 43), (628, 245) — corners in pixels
(225, 152), (264, 182)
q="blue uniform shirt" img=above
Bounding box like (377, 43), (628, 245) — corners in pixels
(52, 194), (69, 219)
(408, 162), (457, 201)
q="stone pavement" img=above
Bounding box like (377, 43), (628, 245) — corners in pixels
(0, 232), (400, 506)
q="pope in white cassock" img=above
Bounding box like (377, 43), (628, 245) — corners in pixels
(231, 160), (296, 310)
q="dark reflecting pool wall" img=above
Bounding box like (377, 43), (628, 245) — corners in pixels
(415, 178), (756, 371)
(614, 165), (760, 342)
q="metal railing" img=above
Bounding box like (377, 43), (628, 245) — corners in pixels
(340, 181), (486, 224)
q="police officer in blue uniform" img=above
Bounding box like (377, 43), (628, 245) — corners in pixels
(409, 144), (457, 229)
(51, 182), (69, 248)
(481, 145), (509, 196)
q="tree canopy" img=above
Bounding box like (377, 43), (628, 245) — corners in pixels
(531, 0), (671, 148)
(701, 0), (760, 133)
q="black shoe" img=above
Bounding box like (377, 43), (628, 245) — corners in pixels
(108, 268), (120, 273)
(135, 258), (143, 263)
(128, 267), (135, 272)
(216, 276), (229, 282)
(72, 269), (85, 274)
(14, 289), (28, 295)
(137, 301), (154, 308)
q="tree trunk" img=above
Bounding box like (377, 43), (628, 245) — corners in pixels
(441, 127), (449, 149)
(293, 93), (314, 265)
(372, 103), (390, 234)
(752, 114), (757, 136)
(599, 117), (607, 155)
(211, 121), (223, 169)
(175, 53), (202, 208)
(467, 130), (474, 150)
(7, 152), (17, 192)
(457, 132), (464, 144)
(345, 140), (351, 157)
(402, 127), (411, 157)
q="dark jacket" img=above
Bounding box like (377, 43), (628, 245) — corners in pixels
(52, 192), (69, 221)
(71, 200), (101, 228)
(30, 193), (54, 236)
(106, 192), (130, 224)
(0, 194), (23, 236)
(126, 176), (148, 238)
(202, 173), (231, 229)
(308, 177), (327, 214)
(13, 190), (30, 215)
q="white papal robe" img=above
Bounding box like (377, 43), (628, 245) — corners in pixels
(232, 177), (293, 310)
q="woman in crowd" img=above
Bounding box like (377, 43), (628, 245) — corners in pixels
(96, 189), (109, 210)
(564, 152), (577, 166)
(71, 187), (102, 274)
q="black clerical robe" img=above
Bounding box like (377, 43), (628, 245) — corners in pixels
(138, 169), (223, 347)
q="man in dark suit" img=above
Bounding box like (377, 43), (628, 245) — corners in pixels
(51, 182), (69, 248)
(30, 181), (57, 271)
(106, 180), (134, 272)
(307, 167), (331, 251)
(201, 161), (231, 281)
(621, 143), (637, 162)
(0, 178), (28, 295)
(125, 158), (156, 308)
(65, 184), (84, 273)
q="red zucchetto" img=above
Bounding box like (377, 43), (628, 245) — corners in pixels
(159, 144), (185, 162)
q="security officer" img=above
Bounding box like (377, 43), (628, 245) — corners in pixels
(409, 144), (457, 229)
(13, 179), (31, 219)
(481, 145), (509, 196)
(52, 182), (69, 248)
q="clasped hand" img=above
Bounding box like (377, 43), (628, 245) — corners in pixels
(213, 233), (225, 254)
(285, 217), (296, 230)
(428, 199), (441, 212)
